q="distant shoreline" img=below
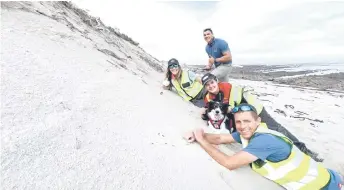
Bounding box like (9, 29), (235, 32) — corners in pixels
(185, 64), (344, 92)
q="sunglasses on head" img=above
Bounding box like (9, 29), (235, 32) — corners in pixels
(169, 64), (179, 69)
(232, 104), (257, 113)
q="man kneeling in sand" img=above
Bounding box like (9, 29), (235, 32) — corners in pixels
(185, 103), (343, 190)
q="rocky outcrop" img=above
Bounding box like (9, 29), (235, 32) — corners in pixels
(185, 64), (344, 92)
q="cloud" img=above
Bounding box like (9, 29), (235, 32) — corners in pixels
(74, 0), (344, 65)
(74, 0), (207, 65)
(203, 0), (344, 64)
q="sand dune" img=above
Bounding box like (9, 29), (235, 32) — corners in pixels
(1, 2), (342, 190)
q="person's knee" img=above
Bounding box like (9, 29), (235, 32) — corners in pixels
(192, 100), (205, 108)
(211, 70), (226, 82)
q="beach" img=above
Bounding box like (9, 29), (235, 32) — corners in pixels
(186, 64), (344, 92)
(1, 2), (343, 190)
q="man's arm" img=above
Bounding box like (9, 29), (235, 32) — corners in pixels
(215, 40), (232, 63)
(203, 133), (236, 145)
(198, 140), (258, 170)
(215, 51), (232, 63)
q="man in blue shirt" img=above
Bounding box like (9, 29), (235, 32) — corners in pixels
(203, 28), (232, 82)
(184, 103), (343, 190)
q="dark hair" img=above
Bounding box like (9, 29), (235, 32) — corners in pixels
(164, 59), (182, 90)
(203, 28), (213, 34)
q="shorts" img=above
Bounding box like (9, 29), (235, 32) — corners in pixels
(211, 64), (232, 82)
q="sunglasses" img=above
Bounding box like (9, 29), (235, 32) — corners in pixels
(232, 105), (257, 114)
(169, 64), (179, 69)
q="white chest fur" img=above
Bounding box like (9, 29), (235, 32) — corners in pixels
(207, 117), (230, 134)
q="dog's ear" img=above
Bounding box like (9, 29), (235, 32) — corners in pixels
(208, 100), (215, 109)
(221, 102), (230, 107)
(221, 103), (230, 113)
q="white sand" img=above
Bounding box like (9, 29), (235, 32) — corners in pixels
(1, 2), (342, 190)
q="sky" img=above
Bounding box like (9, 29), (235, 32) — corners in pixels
(73, 0), (344, 65)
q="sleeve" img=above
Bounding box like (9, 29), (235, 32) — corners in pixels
(242, 134), (291, 161)
(187, 70), (197, 82)
(218, 39), (230, 53)
(231, 132), (242, 143)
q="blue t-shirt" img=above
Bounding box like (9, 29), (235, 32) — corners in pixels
(205, 38), (232, 67)
(232, 132), (343, 189)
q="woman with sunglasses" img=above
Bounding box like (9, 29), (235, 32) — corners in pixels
(162, 58), (207, 108)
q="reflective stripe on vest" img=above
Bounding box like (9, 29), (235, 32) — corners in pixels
(229, 85), (243, 108)
(205, 85), (264, 115)
(205, 84), (242, 107)
(240, 124), (330, 190)
(242, 88), (264, 114)
(171, 70), (203, 101)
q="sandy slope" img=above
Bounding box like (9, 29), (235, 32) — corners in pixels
(1, 2), (283, 190)
(2, 2), (342, 190)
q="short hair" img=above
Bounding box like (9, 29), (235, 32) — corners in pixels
(249, 111), (259, 120)
(234, 110), (259, 120)
(203, 28), (213, 34)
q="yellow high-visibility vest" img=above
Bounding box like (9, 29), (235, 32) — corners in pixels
(171, 70), (203, 101)
(240, 124), (331, 190)
(205, 84), (263, 114)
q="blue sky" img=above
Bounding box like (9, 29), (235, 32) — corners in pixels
(74, 0), (344, 65)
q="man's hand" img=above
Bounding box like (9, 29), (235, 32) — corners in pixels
(204, 65), (211, 71)
(208, 56), (215, 65)
(183, 131), (196, 143)
(193, 128), (205, 142)
(201, 108), (207, 115)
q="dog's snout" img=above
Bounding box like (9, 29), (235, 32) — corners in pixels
(215, 110), (220, 114)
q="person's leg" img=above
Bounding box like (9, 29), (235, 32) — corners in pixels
(222, 64), (232, 82)
(259, 108), (324, 162)
(198, 86), (208, 100)
(211, 64), (233, 82)
(191, 87), (207, 108)
(191, 99), (205, 108)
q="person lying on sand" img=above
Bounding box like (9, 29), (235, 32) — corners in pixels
(185, 103), (343, 190)
(162, 58), (207, 108)
(199, 73), (323, 162)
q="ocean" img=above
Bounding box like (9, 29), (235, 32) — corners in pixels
(257, 63), (344, 74)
